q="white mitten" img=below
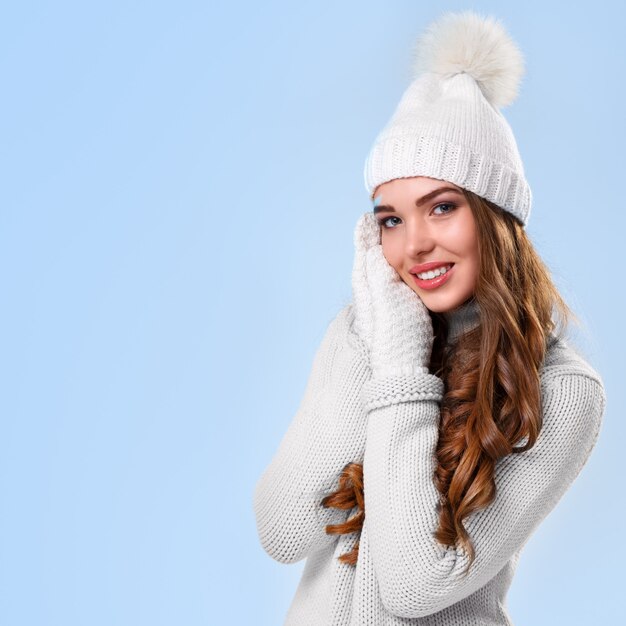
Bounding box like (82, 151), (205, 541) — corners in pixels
(352, 211), (434, 378)
(351, 211), (378, 352)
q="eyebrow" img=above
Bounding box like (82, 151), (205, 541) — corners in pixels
(372, 186), (464, 214)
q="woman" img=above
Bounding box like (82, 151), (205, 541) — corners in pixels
(253, 10), (606, 625)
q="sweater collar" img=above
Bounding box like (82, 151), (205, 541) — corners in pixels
(443, 296), (481, 344)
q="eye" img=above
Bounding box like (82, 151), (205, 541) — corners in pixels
(433, 202), (456, 215)
(376, 215), (401, 229)
(377, 203), (457, 229)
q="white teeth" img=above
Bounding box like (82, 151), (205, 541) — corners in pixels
(416, 265), (452, 280)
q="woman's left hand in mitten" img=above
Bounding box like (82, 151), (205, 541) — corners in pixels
(355, 212), (434, 378)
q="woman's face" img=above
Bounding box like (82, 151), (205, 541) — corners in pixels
(372, 176), (479, 314)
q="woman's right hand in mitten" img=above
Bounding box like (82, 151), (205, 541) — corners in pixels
(351, 211), (434, 378)
(351, 212), (378, 354)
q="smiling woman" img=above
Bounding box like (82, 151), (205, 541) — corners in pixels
(253, 9), (606, 626)
(371, 177), (479, 312)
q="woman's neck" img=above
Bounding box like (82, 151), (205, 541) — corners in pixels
(443, 297), (481, 344)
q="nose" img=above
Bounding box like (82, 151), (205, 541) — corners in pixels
(404, 217), (435, 257)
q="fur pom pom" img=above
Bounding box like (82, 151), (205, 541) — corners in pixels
(411, 10), (525, 108)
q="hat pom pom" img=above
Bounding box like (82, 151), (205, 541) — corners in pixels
(411, 10), (525, 108)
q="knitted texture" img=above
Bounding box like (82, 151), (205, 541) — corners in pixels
(444, 296), (480, 344)
(253, 303), (607, 625)
(363, 11), (532, 226)
(362, 374), (443, 412)
(253, 305), (371, 567)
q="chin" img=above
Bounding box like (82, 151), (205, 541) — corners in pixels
(412, 289), (472, 314)
(401, 273), (474, 313)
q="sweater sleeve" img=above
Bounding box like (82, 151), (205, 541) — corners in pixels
(361, 367), (607, 619)
(253, 304), (371, 564)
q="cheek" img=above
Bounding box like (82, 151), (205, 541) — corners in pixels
(462, 235), (480, 281)
(452, 217), (479, 259)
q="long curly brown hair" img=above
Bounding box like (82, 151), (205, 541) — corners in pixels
(320, 189), (577, 573)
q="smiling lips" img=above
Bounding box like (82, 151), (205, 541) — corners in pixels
(409, 261), (455, 275)
(410, 263), (455, 290)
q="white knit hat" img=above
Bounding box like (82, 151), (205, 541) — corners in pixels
(363, 10), (532, 227)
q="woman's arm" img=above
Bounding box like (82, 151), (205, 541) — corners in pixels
(253, 303), (371, 564)
(361, 365), (606, 619)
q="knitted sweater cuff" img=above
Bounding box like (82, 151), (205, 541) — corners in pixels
(361, 372), (445, 412)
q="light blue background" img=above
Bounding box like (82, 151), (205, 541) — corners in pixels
(1, 1), (622, 624)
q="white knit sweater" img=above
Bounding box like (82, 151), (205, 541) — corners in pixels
(253, 299), (606, 625)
